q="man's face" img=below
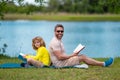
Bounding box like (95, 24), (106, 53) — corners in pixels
(55, 27), (64, 40)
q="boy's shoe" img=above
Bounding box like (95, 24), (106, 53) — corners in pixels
(20, 63), (31, 68)
(104, 57), (114, 67)
(20, 63), (27, 67)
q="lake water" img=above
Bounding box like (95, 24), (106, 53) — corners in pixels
(0, 20), (120, 58)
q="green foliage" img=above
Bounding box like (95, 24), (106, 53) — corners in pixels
(0, 0), (120, 19)
(16, 0), (24, 6)
(0, 0), (7, 19)
(47, 0), (120, 14)
(0, 54), (11, 59)
(35, 0), (44, 5)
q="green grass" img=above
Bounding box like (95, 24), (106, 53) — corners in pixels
(3, 13), (120, 21)
(0, 54), (120, 80)
(1, 13), (120, 80)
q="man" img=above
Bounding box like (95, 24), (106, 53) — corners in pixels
(49, 24), (113, 68)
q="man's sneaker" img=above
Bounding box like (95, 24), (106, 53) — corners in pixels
(73, 64), (89, 69)
(104, 57), (114, 67)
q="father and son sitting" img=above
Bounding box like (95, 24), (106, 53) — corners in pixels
(18, 24), (114, 68)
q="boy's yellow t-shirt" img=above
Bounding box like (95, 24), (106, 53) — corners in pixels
(26, 47), (51, 66)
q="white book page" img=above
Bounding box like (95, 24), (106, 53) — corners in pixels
(19, 53), (25, 56)
(73, 44), (85, 53)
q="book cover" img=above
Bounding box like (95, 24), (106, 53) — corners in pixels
(18, 53), (27, 62)
(73, 44), (85, 53)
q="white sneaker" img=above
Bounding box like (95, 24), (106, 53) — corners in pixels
(73, 64), (89, 69)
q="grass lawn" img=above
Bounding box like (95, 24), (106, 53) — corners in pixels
(1, 13), (120, 80)
(3, 13), (120, 21)
(0, 55), (120, 80)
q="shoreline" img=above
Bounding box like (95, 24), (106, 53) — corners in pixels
(2, 13), (120, 21)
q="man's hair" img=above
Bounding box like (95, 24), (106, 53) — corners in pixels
(54, 24), (64, 31)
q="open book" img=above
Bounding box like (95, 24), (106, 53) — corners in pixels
(18, 53), (27, 62)
(73, 44), (85, 53)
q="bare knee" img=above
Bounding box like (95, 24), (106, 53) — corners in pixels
(27, 58), (34, 63)
(78, 54), (87, 61)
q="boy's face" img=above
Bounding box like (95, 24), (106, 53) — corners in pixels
(34, 40), (41, 48)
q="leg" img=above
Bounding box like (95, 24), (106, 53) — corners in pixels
(27, 58), (44, 68)
(78, 54), (104, 66)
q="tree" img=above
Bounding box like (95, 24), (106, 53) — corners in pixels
(15, 0), (24, 6)
(0, 0), (7, 19)
(35, 0), (45, 6)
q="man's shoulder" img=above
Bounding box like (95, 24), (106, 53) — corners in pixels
(50, 37), (59, 43)
(49, 37), (60, 47)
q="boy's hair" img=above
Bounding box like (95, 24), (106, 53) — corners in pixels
(32, 36), (46, 50)
(54, 24), (64, 31)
